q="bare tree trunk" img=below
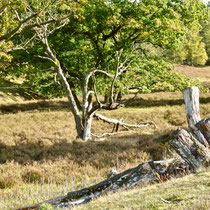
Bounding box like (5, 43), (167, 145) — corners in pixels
(82, 115), (93, 141)
(40, 35), (83, 138)
(183, 87), (209, 146)
(56, 66), (83, 138)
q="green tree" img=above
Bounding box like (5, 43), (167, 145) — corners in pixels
(0, 0), (40, 69)
(165, 0), (208, 65)
(170, 22), (208, 65)
(0, 0), (74, 70)
(203, 9), (210, 64)
(6, 0), (208, 140)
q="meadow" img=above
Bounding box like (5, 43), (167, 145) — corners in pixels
(0, 65), (209, 209)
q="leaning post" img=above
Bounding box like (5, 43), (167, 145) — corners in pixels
(183, 87), (209, 146)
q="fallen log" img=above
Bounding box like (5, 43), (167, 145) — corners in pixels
(18, 158), (189, 210)
(195, 118), (210, 144)
(170, 128), (210, 171)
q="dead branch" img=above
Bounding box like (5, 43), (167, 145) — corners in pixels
(18, 158), (189, 210)
(94, 113), (157, 130)
(92, 130), (134, 138)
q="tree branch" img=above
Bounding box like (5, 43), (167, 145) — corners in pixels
(103, 25), (122, 41)
(0, 12), (40, 41)
(0, 3), (8, 15)
(94, 113), (157, 131)
(92, 130), (134, 138)
(92, 74), (101, 107)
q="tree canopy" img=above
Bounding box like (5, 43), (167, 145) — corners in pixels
(0, 0), (209, 140)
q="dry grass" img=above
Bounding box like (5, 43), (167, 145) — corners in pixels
(175, 65), (210, 79)
(75, 167), (210, 210)
(0, 64), (209, 209)
(175, 65), (210, 89)
(0, 91), (209, 209)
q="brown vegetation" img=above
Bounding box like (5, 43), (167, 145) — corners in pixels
(0, 65), (209, 209)
(175, 65), (210, 89)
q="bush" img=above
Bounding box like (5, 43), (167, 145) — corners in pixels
(130, 58), (205, 93)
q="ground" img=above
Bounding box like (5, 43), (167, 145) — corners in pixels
(75, 167), (210, 210)
(0, 65), (209, 209)
(175, 64), (210, 89)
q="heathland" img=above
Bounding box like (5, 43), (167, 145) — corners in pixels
(0, 65), (209, 209)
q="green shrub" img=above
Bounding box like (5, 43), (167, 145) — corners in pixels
(40, 203), (55, 210)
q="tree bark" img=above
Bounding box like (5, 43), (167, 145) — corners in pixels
(195, 118), (210, 144)
(170, 128), (210, 171)
(56, 65), (83, 138)
(41, 36), (83, 138)
(17, 159), (189, 210)
(170, 87), (210, 171)
(82, 115), (93, 141)
(183, 87), (209, 146)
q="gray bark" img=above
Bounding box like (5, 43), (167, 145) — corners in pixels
(94, 113), (156, 129)
(83, 115), (93, 141)
(17, 159), (189, 210)
(170, 87), (210, 171)
(196, 118), (210, 144)
(170, 128), (210, 171)
(40, 36), (83, 138)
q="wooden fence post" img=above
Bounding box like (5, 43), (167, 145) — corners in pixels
(183, 87), (209, 146)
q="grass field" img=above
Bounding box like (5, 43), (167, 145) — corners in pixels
(0, 65), (209, 209)
(75, 167), (210, 210)
(175, 64), (210, 89)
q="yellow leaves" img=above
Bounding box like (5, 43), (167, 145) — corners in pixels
(0, 40), (14, 52)
(82, 46), (88, 51)
(138, 31), (153, 39)
(154, 18), (162, 27)
(60, 4), (72, 11)
(165, 19), (183, 31)
(78, 0), (88, 5)
(0, 50), (13, 70)
(106, 16), (121, 26)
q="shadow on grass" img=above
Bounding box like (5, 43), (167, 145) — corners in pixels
(0, 96), (209, 114)
(125, 96), (210, 108)
(0, 100), (70, 114)
(0, 132), (170, 167)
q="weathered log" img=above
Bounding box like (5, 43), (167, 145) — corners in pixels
(196, 118), (210, 144)
(183, 87), (209, 146)
(18, 159), (189, 210)
(171, 128), (210, 171)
